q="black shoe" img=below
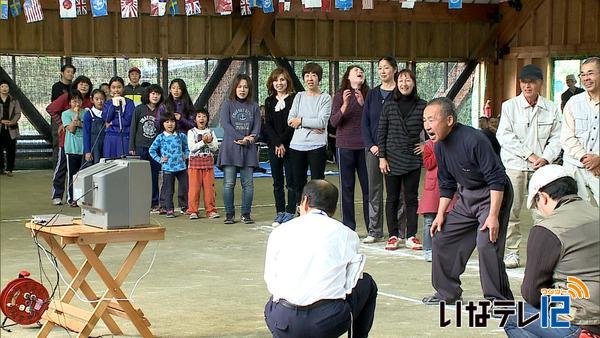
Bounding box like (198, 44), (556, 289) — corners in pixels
(241, 214), (254, 224)
(224, 214), (235, 224)
(422, 294), (460, 305)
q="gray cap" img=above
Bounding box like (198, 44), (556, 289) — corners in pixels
(519, 64), (543, 81)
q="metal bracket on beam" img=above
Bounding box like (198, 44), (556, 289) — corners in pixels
(446, 59), (479, 101)
(0, 65), (52, 141)
(194, 58), (233, 110)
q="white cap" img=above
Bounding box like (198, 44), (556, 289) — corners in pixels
(527, 164), (571, 209)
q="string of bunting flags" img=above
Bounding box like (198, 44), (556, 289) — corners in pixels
(0, 0), (464, 22)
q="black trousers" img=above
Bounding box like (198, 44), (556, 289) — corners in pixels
(337, 148), (369, 231)
(384, 169), (420, 238)
(66, 153), (83, 203)
(0, 128), (16, 172)
(51, 147), (68, 200)
(290, 146), (327, 206)
(162, 170), (189, 211)
(431, 183), (514, 302)
(264, 273), (378, 338)
(269, 147), (296, 214)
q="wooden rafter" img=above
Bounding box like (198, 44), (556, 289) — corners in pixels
(497, 0), (545, 48)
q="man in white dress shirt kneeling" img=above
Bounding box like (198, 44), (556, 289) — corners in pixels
(264, 179), (378, 338)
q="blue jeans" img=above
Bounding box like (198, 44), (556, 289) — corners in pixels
(504, 302), (581, 338)
(422, 213), (435, 251)
(222, 165), (254, 216)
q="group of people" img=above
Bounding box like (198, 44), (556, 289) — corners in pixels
(263, 57), (599, 338)
(47, 66), (221, 220)
(8, 54), (598, 337)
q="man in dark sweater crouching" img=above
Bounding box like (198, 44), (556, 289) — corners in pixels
(422, 97), (514, 305)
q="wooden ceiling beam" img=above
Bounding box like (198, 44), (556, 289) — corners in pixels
(497, 0), (545, 48)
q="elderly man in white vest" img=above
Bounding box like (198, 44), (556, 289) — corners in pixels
(561, 56), (600, 206)
(497, 64), (562, 269)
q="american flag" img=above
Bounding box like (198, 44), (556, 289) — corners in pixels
(240, 0), (250, 15)
(23, 0), (43, 22)
(184, 0), (200, 15)
(76, 0), (87, 15)
(120, 0), (137, 17)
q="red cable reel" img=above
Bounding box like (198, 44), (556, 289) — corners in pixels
(0, 271), (49, 326)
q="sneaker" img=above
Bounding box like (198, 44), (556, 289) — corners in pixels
(424, 249), (432, 262)
(150, 206), (161, 214)
(189, 213), (199, 220)
(385, 236), (402, 250)
(69, 201), (78, 208)
(241, 214), (254, 224)
(166, 210), (176, 218)
(504, 253), (520, 269)
(52, 198), (63, 206)
(406, 236), (423, 250)
(280, 212), (294, 223)
(224, 214), (235, 224)
(180, 207), (189, 215)
(207, 212), (220, 219)
(158, 208), (167, 215)
(5, 171), (13, 177)
(362, 235), (383, 244)
(422, 294), (460, 306)
(272, 212), (285, 227)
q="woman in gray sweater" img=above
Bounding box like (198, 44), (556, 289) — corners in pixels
(218, 74), (261, 225)
(287, 63), (332, 208)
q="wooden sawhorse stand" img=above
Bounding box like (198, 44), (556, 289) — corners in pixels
(26, 221), (165, 337)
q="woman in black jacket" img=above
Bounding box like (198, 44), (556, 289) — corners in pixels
(378, 69), (425, 251)
(263, 68), (297, 226)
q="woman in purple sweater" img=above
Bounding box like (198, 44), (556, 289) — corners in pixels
(217, 74), (261, 225)
(163, 79), (196, 133)
(330, 65), (370, 231)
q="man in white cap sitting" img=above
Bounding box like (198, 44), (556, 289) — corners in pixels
(504, 164), (599, 337)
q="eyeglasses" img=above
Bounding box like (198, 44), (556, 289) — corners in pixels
(579, 71), (597, 79)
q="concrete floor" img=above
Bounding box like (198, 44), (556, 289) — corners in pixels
(0, 170), (534, 337)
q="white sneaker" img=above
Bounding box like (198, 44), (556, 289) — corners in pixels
(405, 236), (423, 250)
(52, 198), (62, 205)
(424, 250), (432, 262)
(504, 253), (520, 269)
(362, 235), (382, 244)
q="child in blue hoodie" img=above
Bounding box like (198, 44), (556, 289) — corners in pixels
(150, 113), (189, 218)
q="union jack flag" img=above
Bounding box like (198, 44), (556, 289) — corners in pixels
(184, 0), (200, 15)
(240, 0), (250, 15)
(120, 0), (137, 17)
(76, 0), (87, 15)
(23, 0), (43, 22)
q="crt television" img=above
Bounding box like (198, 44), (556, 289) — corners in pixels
(73, 159), (151, 229)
